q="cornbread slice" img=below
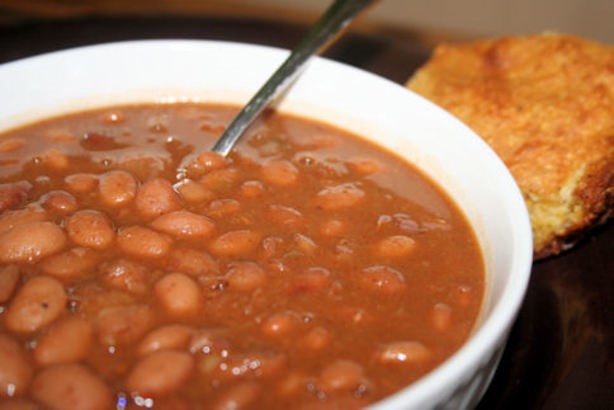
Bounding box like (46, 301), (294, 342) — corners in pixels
(407, 33), (613, 259)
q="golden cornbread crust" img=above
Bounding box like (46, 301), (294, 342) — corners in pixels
(407, 33), (613, 259)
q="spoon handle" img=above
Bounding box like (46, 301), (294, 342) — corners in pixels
(211, 0), (376, 156)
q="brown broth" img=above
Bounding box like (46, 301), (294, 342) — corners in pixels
(0, 103), (484, 409)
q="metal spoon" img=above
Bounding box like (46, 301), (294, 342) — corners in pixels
(210, 0), (377, 156)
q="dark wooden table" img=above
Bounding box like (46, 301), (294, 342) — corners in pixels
(0, 14), (612, 410)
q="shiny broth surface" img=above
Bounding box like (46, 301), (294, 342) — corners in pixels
(0, 104), (484, 409)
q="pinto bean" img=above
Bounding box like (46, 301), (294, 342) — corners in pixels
(0, 208), (47, 235)
(83, 131), (129, 150)
(184, 151), (228, 178)
(192, 151), (229, 173)
(260, 236), (283, 260)
(225, 262), (267, 292)
(117, 226), (172, 259)
(276, 371), (309, 398)
(101, 259), (148, 294)
(0, 264), (20, 303)
(373, 235), (416, 259)
(167, 247), (219, 277)
(66, 210), (115, 250)
(48, 130), (78, 144)
(313, 182), (365, 211)
(0, 181), (31, 213)
(431, 303), (453, 331)
(134, 178), (183, 219)
(0, 221), (66, 263)
(39, 247), (99, 281)
(200, 167), (241, 191)
(357, 265), (407, 295)
(41, 148), (69, 171)
(206, 198), (241, 219)
(96, 304), (155, 347)
(318, 360), (366, 393)
(64, 173), (98, 194)
(239, 180), (265, 198)
(265, 204), (305, 228)
(0, 334), (33, 398)
(40, 190), (78, 214)
(150, 210), (215, 239)
(208, 230), (261, 257)
(34, 316), (94, 365)
(261, 160), (299, 187)
(98, 169), (138, 208)
(174, 179), (215, 204)
(293, 233), (318, 255)
(0, 138), (26, 154)
(346, 157), (382, 175)
(261, 311), (302, 338)
(6, 276), (67, 334)
(137, 325), (194, 356)
(212, 381), (261, 410)
(125, 350), (194, 397)
(154, 273), (203, 318)
(44, 128), (77, 143)
(319, 218), (347, 237)
(31, 363), (112, 410)
(288, 267), (331, 294)
(120, 156), (168, 183)
(375, 341), (431, 364)
(300, 326), (332, 351)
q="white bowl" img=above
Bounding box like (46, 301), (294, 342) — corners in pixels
(0, 40), (533, 409)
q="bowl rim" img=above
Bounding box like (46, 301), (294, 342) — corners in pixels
(0, 39), (534, 409)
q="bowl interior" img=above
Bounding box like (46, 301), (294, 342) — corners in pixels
(0, 40), (533, 408)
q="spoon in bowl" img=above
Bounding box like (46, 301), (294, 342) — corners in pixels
(210, 0), (377, 157)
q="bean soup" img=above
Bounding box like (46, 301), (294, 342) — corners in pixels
(0, 104), (484, 409)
